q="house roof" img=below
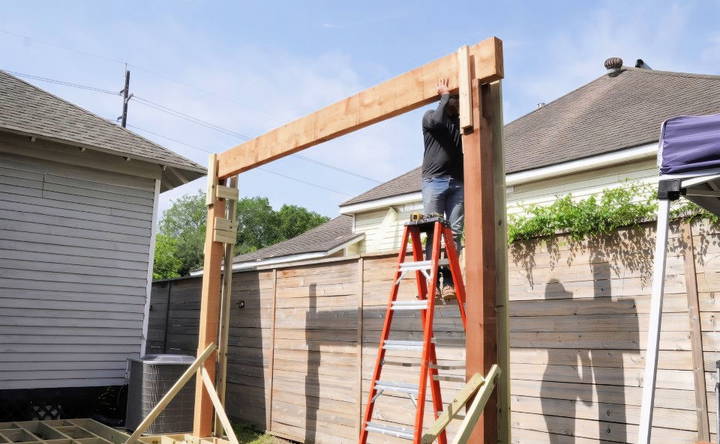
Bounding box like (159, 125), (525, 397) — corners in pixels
(232, 215), (361, 264)
(0, 71), (206, 190)
(341, 66), (720, 206)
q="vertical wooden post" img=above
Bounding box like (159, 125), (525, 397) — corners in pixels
(267, 268), (278, 432)
(356, 257), (365, 437)
(215, 175), (237, 436)
(681, 221), (710, 441)
(462, 79), (507, 443)
(193, 154), (226, 438)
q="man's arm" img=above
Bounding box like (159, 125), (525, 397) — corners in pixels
(422, 79), (452, 130)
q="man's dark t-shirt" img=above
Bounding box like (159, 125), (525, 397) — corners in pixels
(421, 94), (463, 181)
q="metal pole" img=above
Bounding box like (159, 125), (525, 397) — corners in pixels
(121, 69), (131, 128)
(637, 197), (671, 444)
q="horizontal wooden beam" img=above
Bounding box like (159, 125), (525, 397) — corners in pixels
(217, 37), (503, 178)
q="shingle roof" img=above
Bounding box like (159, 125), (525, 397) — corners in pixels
(233, 215), (361, 263)
(0, 71), (205, 188)
(341, 67), (720, 206)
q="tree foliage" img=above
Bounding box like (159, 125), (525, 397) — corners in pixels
(153, 190), (329, 278)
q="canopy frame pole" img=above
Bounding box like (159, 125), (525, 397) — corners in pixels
(637, 196), (672, 444)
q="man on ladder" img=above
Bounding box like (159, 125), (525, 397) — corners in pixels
(421, 79), (464, 299)
(360, 79), (474, 444)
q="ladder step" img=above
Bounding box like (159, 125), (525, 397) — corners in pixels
(383, 340), (430, 351)
(433, 374), (466, 382)
(399, 259), (449, 272)
(430, 363), (466, 371)
(365, 422), (413, 440)
(375, 381), (419, 395)
(391, 300), (429, 310)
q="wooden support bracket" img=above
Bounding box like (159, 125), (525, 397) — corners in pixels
(215, 185), (239, 201)
(452, 364), (500, 444)
(200, 368), (239, 444)
(457, 45), (473, 133)
(206, 154), (219, 206)
(126, 343), (217, 444)
(213, 217), (237, 244)
(421, 372), (486, 443)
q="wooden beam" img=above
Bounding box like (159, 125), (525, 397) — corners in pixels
(457, 45), (473, 133)
(452, 365), (500, 444)
(421, 372), (486, 444)
(200, 368), (240, 444)
(127, 343), (216, 444)
(193, 155), (226, 438)
(680, 221), (710, 442)
(216, 38), (503, 178)
(463, 79), (506, 444)
(215, 176), (237, 436)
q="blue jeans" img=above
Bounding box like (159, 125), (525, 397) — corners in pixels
(422, 176), (464, 288)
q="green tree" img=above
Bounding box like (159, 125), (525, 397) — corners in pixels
(154, 191), (330, 277)
(153, 234), (183, 279)
(157, 190), (207, 276)
(235, 197), (281, 254)
(276, 204), (329, 239)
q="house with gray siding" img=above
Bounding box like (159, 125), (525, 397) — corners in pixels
(0, 70), (204, 416)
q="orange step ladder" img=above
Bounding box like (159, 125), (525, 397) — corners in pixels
(360, 216), (467, 444)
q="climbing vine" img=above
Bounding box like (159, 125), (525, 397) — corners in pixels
(506, 183), (719, 244)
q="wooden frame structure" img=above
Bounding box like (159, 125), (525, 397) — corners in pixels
(191, 36), (508, 443)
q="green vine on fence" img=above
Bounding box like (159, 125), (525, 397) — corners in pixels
(506, 183), (720, 244)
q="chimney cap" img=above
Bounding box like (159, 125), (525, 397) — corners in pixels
(604, 57), (624, 71)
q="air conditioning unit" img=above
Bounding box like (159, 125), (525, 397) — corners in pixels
(125, 355), (196, 434)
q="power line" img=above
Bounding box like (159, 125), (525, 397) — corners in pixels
(0, 28), (264, 112)
(132, 95), (382, 183)
(3, 64), (382, 184)
(3, 69), (119, 95)
(2, 30), (384, 183)
(128, 124), (353, 197)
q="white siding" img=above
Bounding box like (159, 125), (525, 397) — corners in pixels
(0, 151), (156, 389)
(353, 158), (659, 254)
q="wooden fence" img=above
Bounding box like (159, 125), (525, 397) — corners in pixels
(148, 219), (720, 443)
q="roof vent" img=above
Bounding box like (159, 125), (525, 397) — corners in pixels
(537, 102), (546, 109)
(604, 57), (623, 70)
(604, 57), (624, 77)
(635, 58), (652, 69)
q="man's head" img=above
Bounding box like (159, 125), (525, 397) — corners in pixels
(446, 94), (460, 117)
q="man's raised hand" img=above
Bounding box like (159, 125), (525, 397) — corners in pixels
(436, 78), (450, 96)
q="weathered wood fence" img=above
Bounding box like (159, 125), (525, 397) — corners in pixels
(148, 220), (720, 443)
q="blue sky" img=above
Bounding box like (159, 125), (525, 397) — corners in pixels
(2, 1), (719, 218)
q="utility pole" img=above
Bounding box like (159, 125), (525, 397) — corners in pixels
(120, 68), (132, 128)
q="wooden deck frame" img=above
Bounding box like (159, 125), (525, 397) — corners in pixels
(196, 37), (506, 443)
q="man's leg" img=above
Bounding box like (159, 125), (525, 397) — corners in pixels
(422, 178), (447, 260)
(442, 179), (465, 290)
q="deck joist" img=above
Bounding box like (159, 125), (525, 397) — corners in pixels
(0, 419), (228, 444)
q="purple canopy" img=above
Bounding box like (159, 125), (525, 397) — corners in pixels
(659, 113), (720, 174)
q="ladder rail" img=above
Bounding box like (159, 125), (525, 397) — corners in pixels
(359, 226), (411, 443)
(442, 226), (468, 329)
(413, 222), (444, 444)
(409, 226), (448, 444)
